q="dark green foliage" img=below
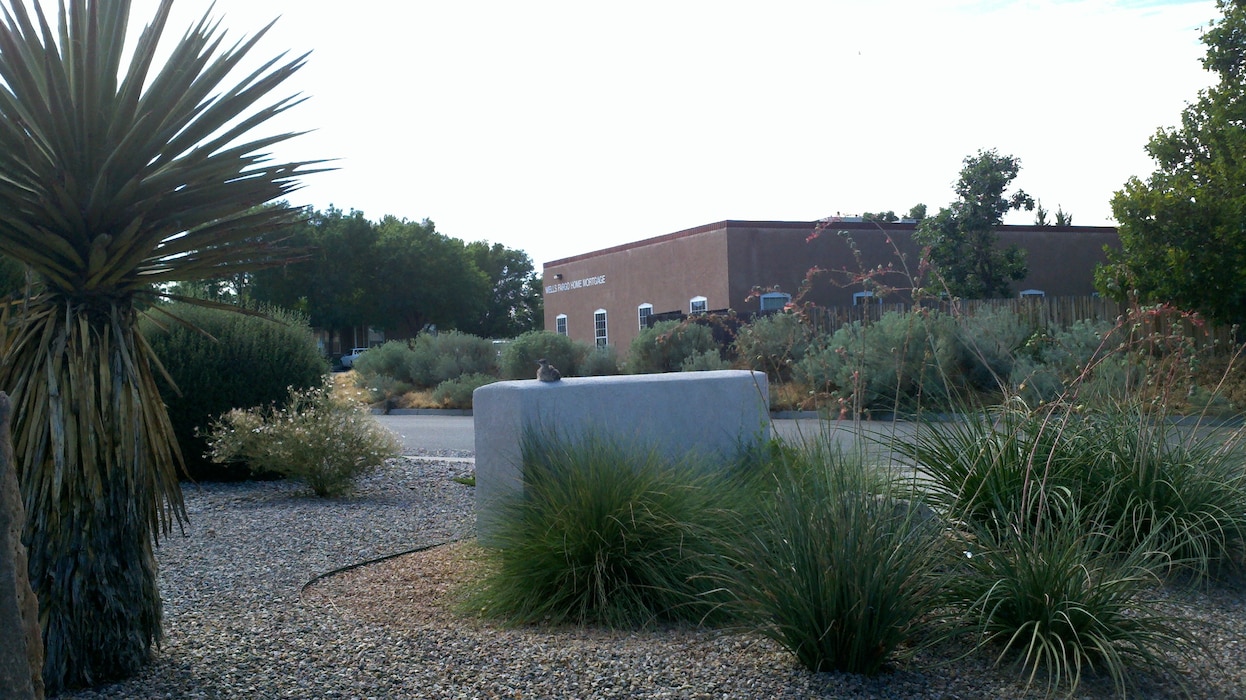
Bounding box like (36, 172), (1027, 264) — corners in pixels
(461, 241), (543, 338)
(432, 373), (498, 409)
(794, 310), (960, 412)
(915, 149), (1034, 299)
(0, 0), (319, 689)
(499, 331), (588, 379)
(141, 303), (327, 481)
(732, 312), (812, 381)
(1099, 1), (1246, 326)
(627, 320), (720, 374)
(720, 440), (946, 675)
(468, 430), (740, 627)
(249, 210), (542, 338)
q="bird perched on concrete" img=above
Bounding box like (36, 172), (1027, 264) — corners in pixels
(536, 358), (562, 382)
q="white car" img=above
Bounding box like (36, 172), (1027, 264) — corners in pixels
(340, 347), (369, 369)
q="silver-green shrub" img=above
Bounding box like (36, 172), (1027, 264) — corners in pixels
(627, 320), (719, 374)
(794, 310), (960, 412)
(432, 372), (498, 409)
(732, 312), (812, 381)
(206, 383), (401, 497)
(500, 330), (589, 379)
(581, 345), (621, 376)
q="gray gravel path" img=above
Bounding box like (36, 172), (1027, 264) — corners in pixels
(53, 448), (1246, 700)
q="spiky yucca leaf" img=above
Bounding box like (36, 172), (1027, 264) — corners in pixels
(0, 0), (321, 690)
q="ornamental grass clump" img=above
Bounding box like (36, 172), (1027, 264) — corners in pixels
(719, 438), (949, 675)
(892, 399), (1088, 532)
(1079, 405), (1246, 580)
(941, 509), (1201, 699)
(207, 383), (401, 497)
(467, 429), (743, 627)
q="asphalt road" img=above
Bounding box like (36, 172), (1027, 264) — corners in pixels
(373, 413), (922, 462)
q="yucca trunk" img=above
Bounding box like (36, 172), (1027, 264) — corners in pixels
(1, 294), (183, 691)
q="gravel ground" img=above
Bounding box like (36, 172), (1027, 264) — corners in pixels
(55, 449), (1246, 700)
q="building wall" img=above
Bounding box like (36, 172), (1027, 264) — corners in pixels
(726, 222), (1120, 310)
(544, 220), (1120, 355)
(542, 224), (732, 352)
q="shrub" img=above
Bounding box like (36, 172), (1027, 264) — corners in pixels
(1079, 405), (1246, 579)
(140, 302), (327, 481)
(499, 331), (589, 379)
(581, 345), (621, 376)
(680, 348), (731, 372)
(891, 400), (1087, 531)
(432, 373), (498, 409)
(407, 331), (498, 388)
(732, 312), (812, 381)
(794, 309), (960, 412)
(1010, 319), (1135, 404)
(943, 510), (1199, 698)
(205, 382), (402, 497)
(351, 340), (417, 385)
(721, 438), (947, 675)
(954, 305), (1037, 393)
(467, 429), (742, 627)
(627, 320), (719, 374)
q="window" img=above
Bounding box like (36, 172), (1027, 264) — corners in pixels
(1019, 289), (1045, 299)
(852, 291), (877, 306)
(690, 296), (708, 314)
(637, 303), (653, 330)
(760, 292), (791, 311)
(594, 309), (608, 348)
(555, 314), (567, 336)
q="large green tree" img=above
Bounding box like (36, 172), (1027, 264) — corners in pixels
(0, 0), (317, 690)
(915, 149), (1034, 299)
(462, 241), (543, 338)
(251, 211), (542, 339)
(1097, 0), (1246, 326)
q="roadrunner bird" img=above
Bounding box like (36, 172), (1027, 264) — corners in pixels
(536, 358), (562, 382)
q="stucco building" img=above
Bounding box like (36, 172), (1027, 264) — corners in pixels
(542, 219), (1119, 354)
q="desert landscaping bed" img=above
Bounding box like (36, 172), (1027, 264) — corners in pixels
(57, 455), (1246, 699)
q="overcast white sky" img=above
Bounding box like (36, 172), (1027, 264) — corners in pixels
(118, 0), (1218, 271)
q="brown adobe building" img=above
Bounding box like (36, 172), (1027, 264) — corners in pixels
(542, 219), (1119, 354)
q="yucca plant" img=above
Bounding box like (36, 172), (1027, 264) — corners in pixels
(0, 0), (319, 691)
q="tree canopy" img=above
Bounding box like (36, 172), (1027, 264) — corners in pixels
(1097, 0), (1246, 326)
(248, 207), (541, 339)
(915, 149), (1034, 299)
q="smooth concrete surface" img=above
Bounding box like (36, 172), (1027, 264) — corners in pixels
(472, 370), (770, 541)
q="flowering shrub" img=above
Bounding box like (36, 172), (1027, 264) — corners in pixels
(205, 383), (401, 497)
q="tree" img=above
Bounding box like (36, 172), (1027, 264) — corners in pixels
(249, 206), (380, 338)
(1097, 2), (1246, 325)
(862, 210), (898, 223)
(1034, 200), (1050, 226)
(462, 241), (543, 338)
(0, 1), (317, 690)
(915, 149), (1034, 298)
(1054, 205), (1073, 227)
